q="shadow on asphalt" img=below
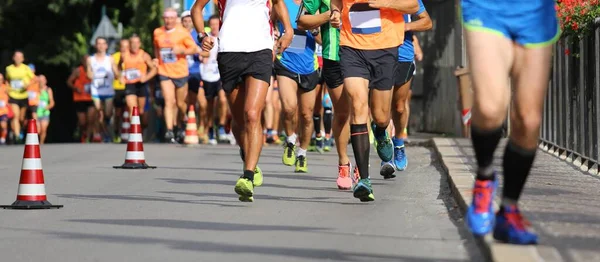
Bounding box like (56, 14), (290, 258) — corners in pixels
(55, 194), (245, 208)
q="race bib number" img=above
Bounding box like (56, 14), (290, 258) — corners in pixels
(161, 48), (176, 63)
(94, 78), (106, 88)
(10, 80), (24, 90)
(349, 4), (381, 34)
(0, 100), (5, 107)
(28, 91), (37, 100)
(287, 29), (308, 54)
(124, 69), (141, 81)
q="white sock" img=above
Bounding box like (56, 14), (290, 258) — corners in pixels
(272, 130), (278, 135)
(296, 147), (307, 157)
(287, 133), (297, 144)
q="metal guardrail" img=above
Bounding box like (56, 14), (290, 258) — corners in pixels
(540, 22), (600, 175)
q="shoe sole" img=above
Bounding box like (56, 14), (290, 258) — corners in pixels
(380, 164), (396, 179)
(234, 183), (254, 202)
(337, 185), (351, 190)
(294, 169), (308, 173)
(353, 186), (375, 202)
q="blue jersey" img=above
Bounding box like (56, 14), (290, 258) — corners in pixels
(398, 0), (426, 62)
(277, 0), (317, 75)
(188, 30), (202, 74)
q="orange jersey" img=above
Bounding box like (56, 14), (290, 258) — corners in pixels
(153, 25), (196, 78)
(73, 66), (92, 102)
(340, 2), (405, 50)
(0, 83), (8, 116)
(27, 78), (40, 106)
(123, 50), (149, 84)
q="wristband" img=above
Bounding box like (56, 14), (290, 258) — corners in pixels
(197, 32), (208, 44)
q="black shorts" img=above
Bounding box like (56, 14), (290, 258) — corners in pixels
(9, 97), (28, 108)
(274, 59), (320, 92)
(394, 61), (416, 87)
(74, 101), (94, 113)
(217, 49), (272, 93)
(203, 81), (221, 99)
(188, 73), (202, 93)
(125, 82), (149, 97)
(114, 90), (126, 108)
(29, 106), (38, 114)
(317, 68), (325, 85)
(340, 46), (398, 91)
(322, 58), (344, 89)
(158, 75), (188, 88)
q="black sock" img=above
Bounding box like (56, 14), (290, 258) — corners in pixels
(502, 140), (536, 203)
(373, 123), (388, 139)
(313, 114), (321, 135)
(471, 124), (503, 180)
(350, 124), (370, 179)
(324, 107), (333, 135)
(243, 169), (254, 181)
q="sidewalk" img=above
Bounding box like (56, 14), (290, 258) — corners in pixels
(433, 138), (600, 262)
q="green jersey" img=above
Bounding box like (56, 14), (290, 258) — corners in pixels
(301, 0), (340, 61)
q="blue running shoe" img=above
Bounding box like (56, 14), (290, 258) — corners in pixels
(466, 176), (498, 236)
(218, 126), (227, 141)
(493, 205), (538, 245)
(392, 137), (407, 171)
(353, 178), (375, 202)
(379, 160), (396, 179)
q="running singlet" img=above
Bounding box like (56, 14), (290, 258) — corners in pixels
(123, 50), (149, 84)
(188, 30), (202, 75)
(339, 0), (405, 50)
(0, 84), (9, 116)
(37, 89), (50, 118)
(277, 0), (317, 75)
(302, 0), (340, 61)
(27, 79), (40, 106)
(73, 66), (92, 102)
(218, 0), (274, 53)
(112, 52), (126, 90)
(398, 0), (426, 62)
(153, 25), (196, 78)
(5, 64), (35, 100)
(200, 35), (220, 82)
(90, 55), (115, 97)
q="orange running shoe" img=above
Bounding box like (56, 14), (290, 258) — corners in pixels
(336, 163), (352, 190)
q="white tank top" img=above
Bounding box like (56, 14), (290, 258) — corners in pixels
(90, 54), (115, 97)
(218, 0), (273, 53)
(200, 36), (220, 82)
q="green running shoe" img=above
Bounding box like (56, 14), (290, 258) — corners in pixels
(235, 177), (254, 202)
(253, 166), (263, 187)
(295, 155), (308, 173)
(353, 178), (375, 202)
(282, 142), (296, 166)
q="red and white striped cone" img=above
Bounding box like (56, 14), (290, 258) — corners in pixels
(113, 106), (156, 169)
(120, 108), (130, 143)
(184, 105), (199, 145)
(1, 119), (63, 209)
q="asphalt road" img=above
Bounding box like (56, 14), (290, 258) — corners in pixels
(0, 143), (481, 262)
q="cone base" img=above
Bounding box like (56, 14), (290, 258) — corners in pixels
(1, 200), (63, 209)
(113, 162), (157, 169)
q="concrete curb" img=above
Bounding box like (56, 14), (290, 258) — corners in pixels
(432, 137), (554, 262)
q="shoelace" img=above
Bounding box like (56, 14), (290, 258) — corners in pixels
(473, 181), (493, 214)
(505, 208), (531, 230)
(395, 146), (405, 160)
(338, 164), (350, 178)
(286, 143), (294, 158)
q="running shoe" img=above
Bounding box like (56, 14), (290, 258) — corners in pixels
(218, 126), (228, 142)
(315, 136), (324, 153)
(164, 130), (177, 144)
(466, 176), (498, 236)
(372, 123), (394, 162)
(493, 205), (538, 245)
(234, 177), (254, 202)
(323, 137), (332, 152)
(295, 155), (308, 173)
(113, 136), (122, 143)
(379, 160), (396, 179)
(336, 163), (352, 190)
(353, 178), (375, 202)
(282, 142), (296, 166)
(308, 137), (316, 152)
(253, 166), (264, 187)
(392, 137), (408, 171)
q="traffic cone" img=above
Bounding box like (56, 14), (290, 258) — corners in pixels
(113, 106), (156, 169)
(184, 105), (199, 145)
(120, 108), (130, 143)
(1, 119), (63, 209)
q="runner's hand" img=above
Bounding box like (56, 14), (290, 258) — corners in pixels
(368, 0), (391, 9)
(415, 49), (423, 61)
(201, 37), (214, 52)
(277, 32), (293, 54)
(330, 10), (341, 28)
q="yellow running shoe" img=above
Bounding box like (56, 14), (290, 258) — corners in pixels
(282, 142), (296, 166)
(234, 178), (254, 202)
(295, 155), (308, 173)
(253, 166), (263, 187)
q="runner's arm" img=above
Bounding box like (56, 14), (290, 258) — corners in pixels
(297, 11), (331, 31)
(314, 31), (323, 45)
(367, 0), (418, 13)
(273, 0), (294, 37)
(47, 88), (55, 110)
(413, 35), (423, 62)
(66, 68), (79, 91)
(110, 56), (121, 79)
(191, 0), (209, 35)
(86, 58), (94, 80)
(142, 53), (158, 83)
(405, 8), (432, 32)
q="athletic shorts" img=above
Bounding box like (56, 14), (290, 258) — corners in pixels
(38, 115), (50, 121)
(218, 48), (272, 93)
(187, 73), (202, 93)
(203, 81), (221, 100)
(461, 0), (560, 47)
(394, 61), (416, 87)
(158, 75), (188, 88)
(322, 58), (344, 89)
(74, 101), (94, 113)
(0, 115), (8, 121)
(274, 59), (320, 92)
(29, 106), (38, 114)
(125, 82), (149, 97)
(340, 46), (398, 91)
(114, 90), (126, 108)
(317, 68), (325, 85)
(9, 97), (28, 108)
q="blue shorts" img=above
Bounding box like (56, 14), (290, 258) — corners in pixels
(0, 115), (8, 121)
(461, 0), (560, 47)
(91, 95), (114, 101)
